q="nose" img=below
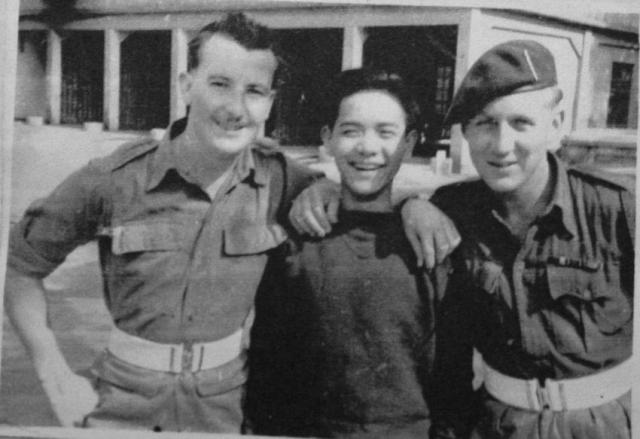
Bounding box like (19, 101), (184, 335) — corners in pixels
(355, 131), (379, 156)
(222, 89), (249, 123)
(490, 121), (515, 155)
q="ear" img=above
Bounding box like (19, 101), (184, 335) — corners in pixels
(265, 89), (276, 116)
(552, 109), (564, 131)
(547, 108), (565, 151)
(320, 125), (334, 155)
(403, 129), (418, 160)
(179, 72), (193, 106)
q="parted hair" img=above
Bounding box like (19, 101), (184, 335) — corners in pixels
(187, 12), (278, 72)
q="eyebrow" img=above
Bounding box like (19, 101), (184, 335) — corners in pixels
(337, 121), (402, 128)
(376, 122), (401, 128)
(206, 75), (229, 81)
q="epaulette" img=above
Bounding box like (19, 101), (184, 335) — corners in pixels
(96, 137), (160, 172)
(567, 165), (634, 193)
(251, 137), (283, 157)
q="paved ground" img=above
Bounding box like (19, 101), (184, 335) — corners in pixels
(3, 123), (139, 426)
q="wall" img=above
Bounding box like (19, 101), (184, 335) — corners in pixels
(15, 31), (47, 119)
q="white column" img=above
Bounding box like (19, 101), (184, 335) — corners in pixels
(0, 0), (20, 375)
(342, 25), (366, 70)
(46, 30), (62, 125)
(574, 31), (594, 130)
(450, 9), (485, 174)
(104, 29), (121, 131)
(170, 28), (188, 123)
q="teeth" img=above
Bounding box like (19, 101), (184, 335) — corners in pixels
(352, 163), (381, 170)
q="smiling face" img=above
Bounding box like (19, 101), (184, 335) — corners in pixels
(179, 33), (277, 157)
(323, 90), (416, 211)
(462, 88), (563, 199)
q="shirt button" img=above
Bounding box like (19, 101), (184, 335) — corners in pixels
(507, 339), (515, 346)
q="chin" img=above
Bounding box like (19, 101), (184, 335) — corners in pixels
(212, 135), (255, 154)
(485, 178), (521, 194)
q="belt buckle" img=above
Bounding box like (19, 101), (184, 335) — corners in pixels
(533, 379), (566, 411)
(181, 341), (194, 372)
(535, 383), (551, 410)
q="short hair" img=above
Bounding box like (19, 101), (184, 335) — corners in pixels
(187, 12), (277, 72)
(323, 68), (421, 132)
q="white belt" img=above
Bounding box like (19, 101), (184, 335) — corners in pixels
(482, 358), (631, 411)
(107, 326), (244, 373)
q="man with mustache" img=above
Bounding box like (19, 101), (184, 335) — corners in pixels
(5, 12), (319, 432)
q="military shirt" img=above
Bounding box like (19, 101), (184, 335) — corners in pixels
(432, 153), (634, 381)
(9, 123), (319, 344)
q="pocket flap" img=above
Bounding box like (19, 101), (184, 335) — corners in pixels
(224, 224), (287, 255)
(92, 351), (166, 398)
(546, 261), (605, 301)
(195, 356), (247, 397)
(107, 221), (199, 255)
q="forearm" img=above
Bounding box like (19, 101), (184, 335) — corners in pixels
(4, 266), (69, 373)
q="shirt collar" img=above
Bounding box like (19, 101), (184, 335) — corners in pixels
(146, 121), (268, 192)
(538, 153), (578, 239)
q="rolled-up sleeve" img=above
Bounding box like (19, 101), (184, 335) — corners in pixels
(281, 154), (323, 206)
(8, 160), (107, 278)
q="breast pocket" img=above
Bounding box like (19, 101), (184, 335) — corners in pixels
(546, 260), (632, 353)
(103, 220), (200, 279)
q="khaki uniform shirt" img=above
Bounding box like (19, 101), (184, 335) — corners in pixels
(430, 153), (634, 438)
(9, 125), (318, 344)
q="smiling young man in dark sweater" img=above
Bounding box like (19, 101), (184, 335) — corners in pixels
(247, 69), (473, 438)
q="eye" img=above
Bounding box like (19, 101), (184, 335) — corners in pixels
(209, 80), (228, 88)
(248, 86), (270, 97)
(474, 117), (496, 127)
(340, 128), (360, 137)
(379, 129), (398, 139)
(512, 117), (533, 130)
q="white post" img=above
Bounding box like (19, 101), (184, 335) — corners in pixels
(46, 29), (62, 125)
(342, 25), (366, 70)
(104, 29), (121, 131)
(170, 28), (188, 123)
(574, 30), (594, 130)
(0, 0), (20, 392)
(450, 9), (485, 174)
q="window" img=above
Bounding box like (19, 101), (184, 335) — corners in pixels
(606, 62), (634, 128)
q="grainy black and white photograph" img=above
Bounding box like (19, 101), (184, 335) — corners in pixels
(0, 0), (638, 438)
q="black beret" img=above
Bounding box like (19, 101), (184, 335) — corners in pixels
(444, 40), (557, 126)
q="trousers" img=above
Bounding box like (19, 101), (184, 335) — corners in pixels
(82, 350), (247, 432)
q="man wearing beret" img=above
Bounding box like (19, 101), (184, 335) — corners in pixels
(278, 38), (634, 438)
(424, 40), (634, 439)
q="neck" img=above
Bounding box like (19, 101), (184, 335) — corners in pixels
(341, 187), (394, 213)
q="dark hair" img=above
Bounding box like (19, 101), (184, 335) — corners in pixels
(324, 68), (420, 132)
(187, 12), (277, 71)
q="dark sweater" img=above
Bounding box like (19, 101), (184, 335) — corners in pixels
(247, 209), (439, 438)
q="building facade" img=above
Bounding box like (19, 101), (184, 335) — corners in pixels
(16, 1), (639, 172)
